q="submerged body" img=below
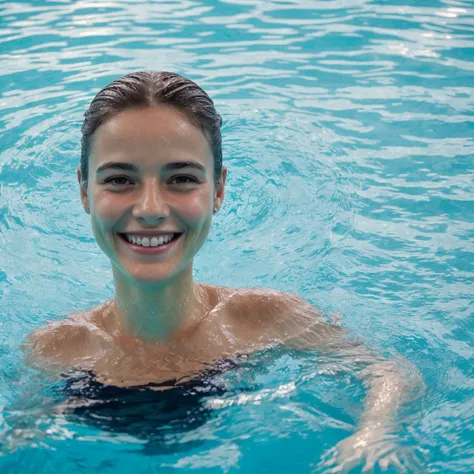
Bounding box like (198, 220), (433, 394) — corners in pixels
(27, 283), (420, 472)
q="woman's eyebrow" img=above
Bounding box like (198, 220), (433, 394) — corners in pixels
(95, 161), (206, 174)
(96, 162), (138, 174)
(163, 161), (206, 172)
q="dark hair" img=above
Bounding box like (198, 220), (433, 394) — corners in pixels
(80, 71), (223, 183)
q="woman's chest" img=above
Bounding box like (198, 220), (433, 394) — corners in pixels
(83, 306), (263, 387)
(86, 335), (244, 387)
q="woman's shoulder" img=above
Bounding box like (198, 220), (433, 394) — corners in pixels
(216, 286), (312, 314)
(210, 286), (323, 344)
(23, 301), (112, 368)
(213, 286), (348, 349)
(220, 287), (305, 312)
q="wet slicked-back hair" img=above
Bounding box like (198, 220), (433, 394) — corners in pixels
(80, 71), (223, 183)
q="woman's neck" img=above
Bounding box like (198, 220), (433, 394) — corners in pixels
(111, 265), (207, 343)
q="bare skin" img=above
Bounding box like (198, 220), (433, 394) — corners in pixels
(24, 285), (333, 387)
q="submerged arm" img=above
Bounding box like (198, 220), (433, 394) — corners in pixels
(270, 295), (424, 472)
(328, 347), (424, 472)
(292, 319), (418, 422)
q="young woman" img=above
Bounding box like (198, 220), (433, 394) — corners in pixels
(25, 71), (421, 471)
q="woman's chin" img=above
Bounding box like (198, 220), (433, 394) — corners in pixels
(111, 251), (193, 287)
(113, 262), (179, 287)
(128, 270), (176, 286)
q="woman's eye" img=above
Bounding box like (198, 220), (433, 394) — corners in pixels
(104, 176), (134, 186)
(169, 175), (199, 186)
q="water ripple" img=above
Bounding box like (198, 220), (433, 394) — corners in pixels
(1, 0), (473, 472)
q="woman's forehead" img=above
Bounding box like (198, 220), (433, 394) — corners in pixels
(89, 106), (214, 171)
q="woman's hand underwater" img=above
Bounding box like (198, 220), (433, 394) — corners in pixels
(318, 424), (423, 473)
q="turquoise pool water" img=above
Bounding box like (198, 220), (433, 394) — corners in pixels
(0, 0), (473, 472)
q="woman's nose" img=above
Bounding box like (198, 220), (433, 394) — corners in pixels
(132, 180), (170, 225)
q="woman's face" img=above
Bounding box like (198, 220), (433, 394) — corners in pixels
(78, 105), (225, 285)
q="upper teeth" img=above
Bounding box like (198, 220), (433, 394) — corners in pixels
(126, 234), (174, 247)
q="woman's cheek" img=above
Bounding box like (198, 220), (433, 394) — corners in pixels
(93, 191), (127, 225)
(179, 191), (213, 223)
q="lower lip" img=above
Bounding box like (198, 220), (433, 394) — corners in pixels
(119, 234), (182, 255)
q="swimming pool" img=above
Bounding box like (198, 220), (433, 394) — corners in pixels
(0, 0), (473, 472)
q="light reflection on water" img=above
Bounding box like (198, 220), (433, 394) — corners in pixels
(0, 0), (473, 472)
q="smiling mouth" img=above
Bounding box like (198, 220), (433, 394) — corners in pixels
(119, 233), (182, 248)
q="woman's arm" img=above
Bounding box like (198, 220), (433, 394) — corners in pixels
(267, 294), (425, 472)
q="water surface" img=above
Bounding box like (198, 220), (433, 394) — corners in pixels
(0, 0), (473, 472)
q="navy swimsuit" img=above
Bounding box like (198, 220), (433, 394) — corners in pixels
(56, 358), (242, 454)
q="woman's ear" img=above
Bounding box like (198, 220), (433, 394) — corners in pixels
(77, 167), (90, 214)
(213, 167), (227, 214)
